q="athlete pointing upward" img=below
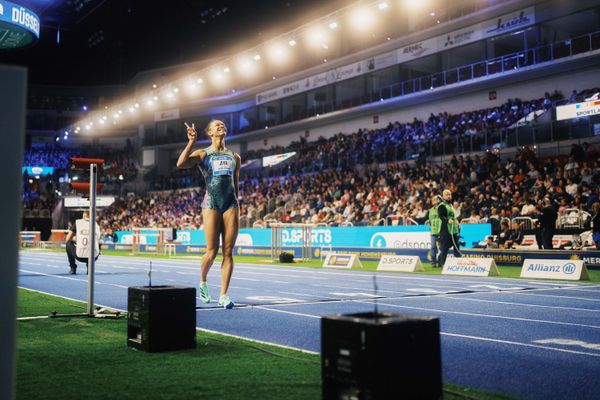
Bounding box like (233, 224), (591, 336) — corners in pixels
(177, 120), (241, 309)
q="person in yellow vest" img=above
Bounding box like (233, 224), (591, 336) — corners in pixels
(65, 211), (100, 275)
(428, 194), (441, 268)
(437, 189), (462, 267)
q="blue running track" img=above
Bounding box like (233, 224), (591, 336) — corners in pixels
(18, 250), (600, 400)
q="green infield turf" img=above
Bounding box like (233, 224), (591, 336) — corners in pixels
(15, 288), (519, 399)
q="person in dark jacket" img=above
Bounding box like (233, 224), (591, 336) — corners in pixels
(437, 189), (461, 267)
(591, 202), (600, 249)
(539, 197), (558, 249)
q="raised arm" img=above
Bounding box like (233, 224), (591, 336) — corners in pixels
(177, 122), (204, 169)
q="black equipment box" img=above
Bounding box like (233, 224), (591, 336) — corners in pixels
(321, 312), (442, 400)
(127, 286), (196, 352)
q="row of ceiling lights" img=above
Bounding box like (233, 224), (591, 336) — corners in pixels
(71, 0), (438, 134)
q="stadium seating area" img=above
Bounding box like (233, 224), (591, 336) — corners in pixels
(22, 143), (138, 215)
(94, 88), (600, 234)
(97, 141), (600, 235)
(21, 88), (600, 234)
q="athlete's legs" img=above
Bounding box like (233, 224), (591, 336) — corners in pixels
(219, 207), (239, 296)
(201, 208), (222, 282)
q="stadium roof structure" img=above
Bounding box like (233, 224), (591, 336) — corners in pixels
(1, 0), (352, 86)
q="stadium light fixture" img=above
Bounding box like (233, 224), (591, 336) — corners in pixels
(307, 26), (328, 49)
(237, 55), (258, 77)
(267, 41), (289, 65)
(211, 67), (229, 86)
(253, 53), (261, 61)
(184, 78), (202, 96)
(349, 6), (375, 31)
(401, 0), (429, 11)
(288, 39), (297, 46)
(378, 2), (389, 10)
(328, 21), (338, 30)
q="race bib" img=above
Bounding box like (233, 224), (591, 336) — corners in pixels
(211, 155), (234, 176)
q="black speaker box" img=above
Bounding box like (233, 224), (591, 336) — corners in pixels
(321, 312), (442, 400)
(127, 286), (196, 352)
(279, 252), (294, 263)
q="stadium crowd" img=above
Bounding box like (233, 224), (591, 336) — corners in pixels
(22, 143), (138, 214)
(20, 87), (600, 238)
(95, 141), (600, 240)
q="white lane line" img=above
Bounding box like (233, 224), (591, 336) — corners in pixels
(276, 291), (340, 300)
(556, 287), (600, 293)
(196, 327), (319, 355)
(437, 296), (600, 312)
(18, 252), (539, 286)
(17, 286), (115, 309)
(355, 300), (600, 329)
(310, 282), (417, 295)
(250, 304), (600, 357)
(22, 251), (599, 289)
(17, 284), (320, 356)
(253, 306), (321, 319)
(508, 291), (600, 302)
(441, 332), (600, 357)
(20, 269), (129, 289)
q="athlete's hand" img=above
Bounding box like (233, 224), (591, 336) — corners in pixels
(184, 122), (197, 142)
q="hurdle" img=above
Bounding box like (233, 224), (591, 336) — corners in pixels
(131, 228), (174, 255)
(270, 222), (314, 262)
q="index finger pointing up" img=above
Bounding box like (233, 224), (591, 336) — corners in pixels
(184, 122), (191, 129)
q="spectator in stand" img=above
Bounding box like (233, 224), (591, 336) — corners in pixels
(504, 221), (524, 249)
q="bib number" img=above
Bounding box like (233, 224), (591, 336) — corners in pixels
(211, 156), (233, 176)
